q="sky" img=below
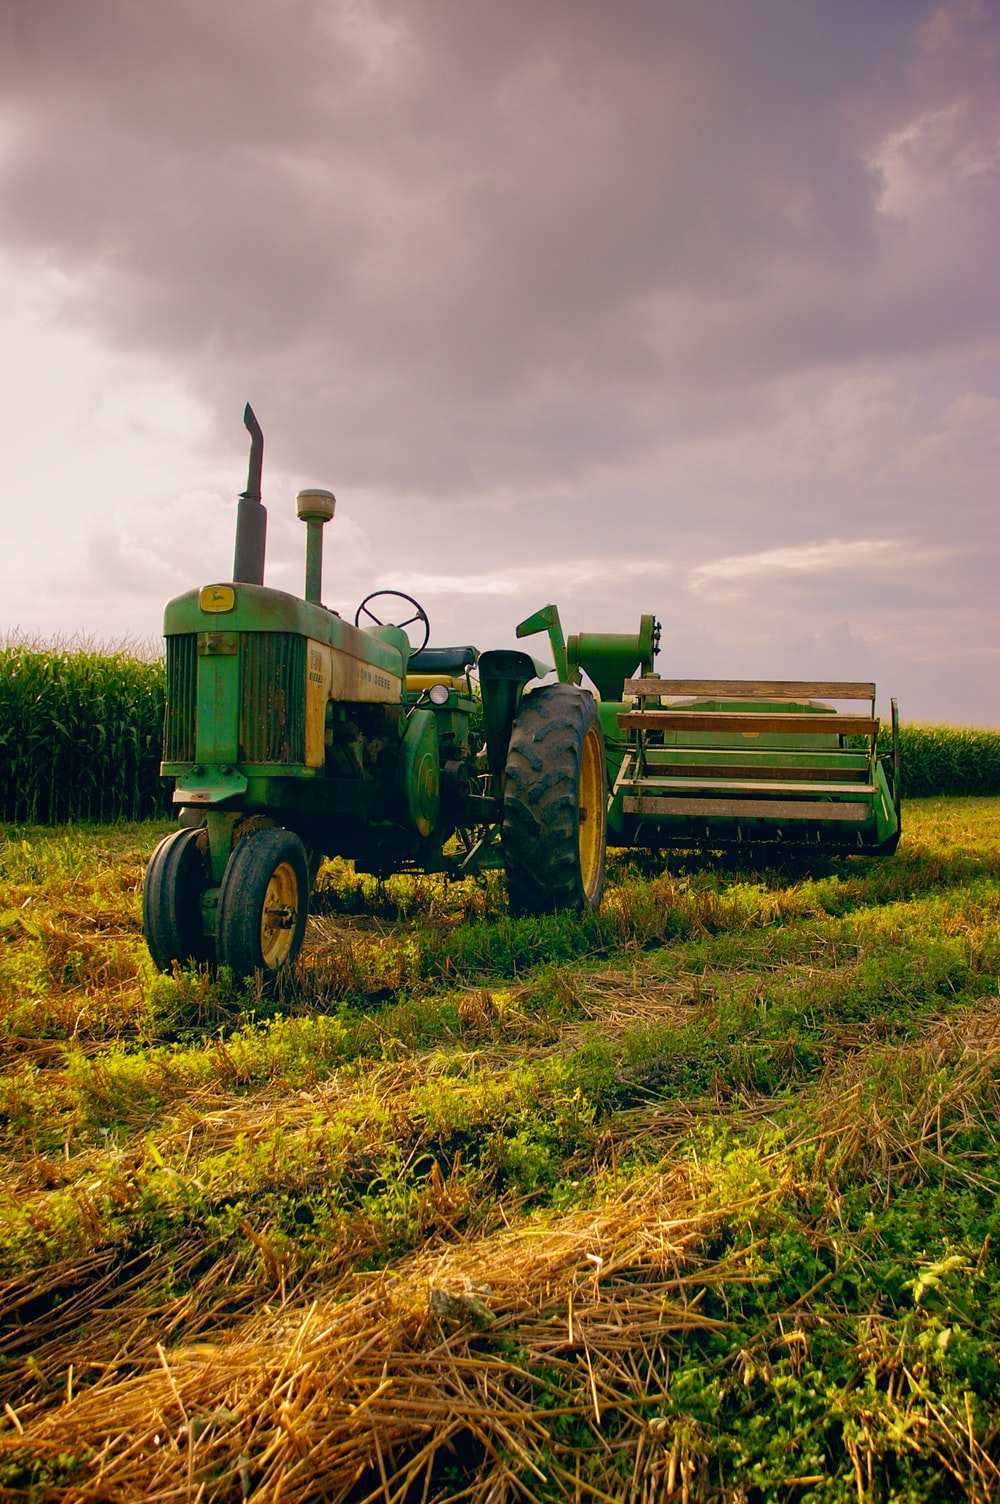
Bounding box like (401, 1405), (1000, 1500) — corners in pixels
(1, 0), (998, 724)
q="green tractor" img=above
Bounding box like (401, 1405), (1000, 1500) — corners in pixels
(517, 605), (900, 857)
(144, 408), (607, 979)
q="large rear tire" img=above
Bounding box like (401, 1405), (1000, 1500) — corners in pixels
(502, 683), (607, 916)
(143, 826), (212, 972)
(216, 827), (310, 978)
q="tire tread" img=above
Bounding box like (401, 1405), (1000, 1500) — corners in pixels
(502, 683), (607, 916)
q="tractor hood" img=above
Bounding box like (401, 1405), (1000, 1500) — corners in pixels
(163, 583), (406, 679)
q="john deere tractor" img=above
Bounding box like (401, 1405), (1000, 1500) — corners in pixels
(143, 408), (607, 979)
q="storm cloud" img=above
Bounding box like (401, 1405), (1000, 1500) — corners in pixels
(0, 0), (997, 721)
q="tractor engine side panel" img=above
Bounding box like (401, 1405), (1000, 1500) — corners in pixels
(306, 638), (402, 766)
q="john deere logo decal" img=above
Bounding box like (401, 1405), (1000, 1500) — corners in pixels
(200, 585), (236, 613)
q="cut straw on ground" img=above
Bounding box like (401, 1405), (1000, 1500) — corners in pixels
(4, 996), (1000, 1501)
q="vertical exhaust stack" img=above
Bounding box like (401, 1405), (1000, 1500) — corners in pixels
(296, 488), (336, 605)
(233, 404), (267, 585)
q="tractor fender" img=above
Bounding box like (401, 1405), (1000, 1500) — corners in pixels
(477, 649), (552, 783)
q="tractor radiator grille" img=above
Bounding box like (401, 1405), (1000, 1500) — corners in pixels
(164, 634), (198, 762)
(240, 633), (306, 764)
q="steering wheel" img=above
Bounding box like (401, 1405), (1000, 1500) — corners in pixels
(354, 590), (431, 654)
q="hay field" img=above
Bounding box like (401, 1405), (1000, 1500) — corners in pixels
(2, 802), (1000, 1501)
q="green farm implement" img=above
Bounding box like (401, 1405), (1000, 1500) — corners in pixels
(517, 605), (901, 857)
(144, 408), (606, 979)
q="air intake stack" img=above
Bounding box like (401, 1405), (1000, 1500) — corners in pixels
(296, 487), (336, 605)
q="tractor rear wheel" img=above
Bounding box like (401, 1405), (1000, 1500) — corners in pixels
(502, 683), (607, 916)
(216, 827), (310, 978)
(143, 826), (212, 972)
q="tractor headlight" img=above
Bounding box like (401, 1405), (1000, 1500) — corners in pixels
(429, 683), (450, 706)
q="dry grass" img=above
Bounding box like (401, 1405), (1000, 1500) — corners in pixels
(810, 996), (1000, 1187)
(4, 807), (1000, 1500)
(2, 1167), (738, 1503)
(4, 998), (1000, 1501)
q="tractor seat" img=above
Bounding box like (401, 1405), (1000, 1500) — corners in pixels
(407, 645), (478, 674)
(406, 644), (478, 695)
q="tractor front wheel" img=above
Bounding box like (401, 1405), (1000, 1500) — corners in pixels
(143, 826), (212, 972)
(502, 683), (607, 916)
(216, 827), (310, 979)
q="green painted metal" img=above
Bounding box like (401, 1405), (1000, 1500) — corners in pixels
(164, 584), (406, 675)
(477, 649), (553, 787)
(516, 605), (573, 684)
(567, 616), (659, 702)
(194, 651), (241, 768)
(516, 605), (659, 703)
(205, 811), (240, 884)
(396, 707), (440, 837)
(519, 604), (901, 858)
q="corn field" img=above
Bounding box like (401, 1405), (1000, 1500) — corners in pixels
(1, 644), (999, 823)
(0, 643), (168, 823)
(887, 722), (1000, 798)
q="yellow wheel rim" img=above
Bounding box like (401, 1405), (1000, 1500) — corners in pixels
(260, 860), (300, 968)
(577, 725), (606, 904)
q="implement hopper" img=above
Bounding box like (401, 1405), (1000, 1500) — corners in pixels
(518, 608), (901, 859)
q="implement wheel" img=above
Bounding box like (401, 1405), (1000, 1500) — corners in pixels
(216, 827), (310, 978)
(143, 826), (212, 972)
(502, 683), (607, 916)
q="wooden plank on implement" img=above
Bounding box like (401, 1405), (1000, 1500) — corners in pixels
(618, 710), (879, 736)
(624, 778), (875, 795)
(624, 678), (875, 700)
(623, 796), (872, 822)
(647, 763), (866, 783)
